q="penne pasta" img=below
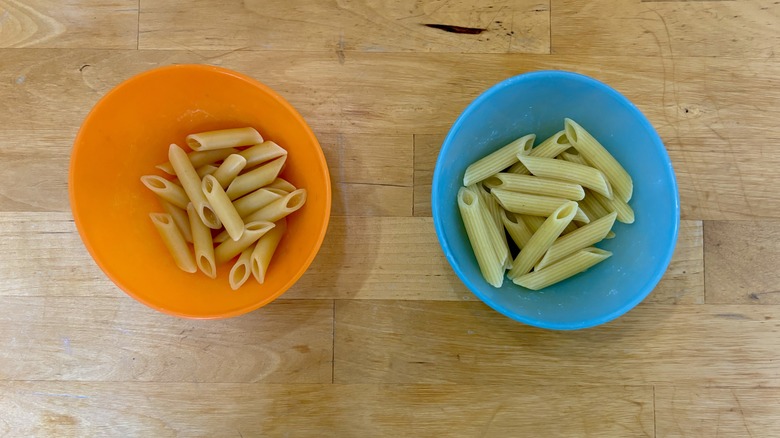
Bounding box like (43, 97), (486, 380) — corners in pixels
(513, 248), (612, 290)
(156, 148), (239, 175)
(500, 209), (533, 250)
(565, 118), (633, 202)
(483, 173), (585, 201)
(507, 201), (577, 279)
(558, 151), (588, 166)
(520, 215), (545, 234)
(186, 127), (263, 151)
(212, 154), (247, 188)
(250, 218), (288, 284)
(591, 190), (635, 224)
(225, 155), (287, 200)
(229, 247), (254, 290)
(508, 130), (571, 174)
(141, 175), (190, 209)
(201, 175), (245, 241)
(243, 188), (307, 224)
(535, 212), (617, 270)
(232, 188), (285, 218)
(160, 200), (193, 243)
(476, 183), (502, 231)
(187, 203), (216, 279)
(471, 185), (509, 268)
(239, 141), (288, 169)
(168, 143), (221, 229)
(196, 164), (219, 178)
(264, 177), (297, 193)
(462, 134), (535, 186)
(563, 221), (578, 235)
(518, 155), (613, 199)
(491, 189), (589, 223)
(214, 221), (275, 265)
(579, 190), (611, 221)
(457, 187), (504, 287)
(150, 213), (197, 273)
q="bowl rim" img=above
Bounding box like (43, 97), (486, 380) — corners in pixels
(68, 64), (332, 319)
(431, 70), (680, 330)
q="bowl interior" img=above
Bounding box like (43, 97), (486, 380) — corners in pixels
(69, 65), (331, 318)
(432, 71), (679, 330)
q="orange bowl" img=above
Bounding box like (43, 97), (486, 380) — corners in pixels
(69, 65), (331, 318)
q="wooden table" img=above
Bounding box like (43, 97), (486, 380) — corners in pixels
(1, 1), (779, 436)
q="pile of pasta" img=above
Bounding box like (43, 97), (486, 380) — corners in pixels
(458, 118), (634, 290)
(141, 127), (307, 290)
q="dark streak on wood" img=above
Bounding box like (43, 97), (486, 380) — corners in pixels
(423, 24), (486, 35)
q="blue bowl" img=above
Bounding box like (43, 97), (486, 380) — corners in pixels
(432, 71), (680, 330)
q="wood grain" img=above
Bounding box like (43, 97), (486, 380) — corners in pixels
(335, 300), (780, 385)
(655, 386), (780, 437)
(413, 134), (444, 217)
(139, 0), (550, 54)
(551, 0), (780, 57)
(0, 0), (138, 48)
(0, 298), (332, 382)
(0, 382), (653, 437)
(705, 221), (780, 304)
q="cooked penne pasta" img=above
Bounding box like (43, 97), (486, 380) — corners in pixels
(500, 209), (533, 249)
(476, 183), (502, 231)
(214, 221), (275, 265)
(483, 173), (585, 201)
(535, 212), (617, 270)
(558, 151), (588, 166)
(264, 178), (297, 193)
(212, 154), (247, 188)
(565, 118), (633, 201)
(507, 201), (577, 279)
(591, 191), (635, 224)
(251, 218), (287, 284)
(187, 203), (216, 279)
(141, 175), (189, 209)
(160, 200), (192, 243)
(518, 155), (613, 199)
(233, 188), (285, 218)
(229, 247), (253, 290)
(196, 164), (219, 178)
(579, 190), (611, 221)
(156, 148), (239, 175)
(225, 155), (286, 200)
(563, 221), (578, 235)
(239, 141), (288, 169)
(491, 189), (589, 223)
(243, 188), (307, 224)
(462, 134), (535, 186)
(186, 127), (263, 151)
(520, 215), (545, 234)
(471, 185), (510, 268)
(508, 130), (571, 174)
(513, 248), (612, 290)
(457, 187), (504, 287)
(150, 213), (197, 273)
(201, 175), (245, 241)
(168, 144), (221, 229)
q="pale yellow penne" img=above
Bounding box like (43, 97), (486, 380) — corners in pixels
(233, 188), (285, 218)
(605, 231), (616, 239)
(518, 155), (613, 199)
(578, 190), (611, 222)
(591, 190), (635, 224)
(243, 188), (307, 224)
(141, 175), (189, 209)
(186, 203), (216, 279)
(239, 141), (288, 169)
(196, 164), (219, 178)
(483, 173), (585, 201)
(470, 185), (509, 268)
(225, 155), (287, 200)
(565, 118), (633, 202)
(168, 144), (221, 229)
(535, 212), (617, 270)
(563, 221), (578, 235)
(229, 247), (253, 290)
(264, 178), (297, 193)
(186, 127), (263, 151)
(212, 154), (247, 188)
(508, 130), (571, 174)
(513, 248), (612, 290)
(491, 189), (589, 223)
(160, 200), (192, 243)
(150, 213), (197, 273)
(507, 201), (577, 279)
(520, 215), (545, 234)
(214, 221), (275, 265)
(500, 209), (533, 250)
(462, 134), (535, 186)
(250, 218), (287, 284)
(156, 148), (239, 175)
(476, 183), (502, 231)
(201, 175), (245, 241)
(558, 151), (588, 166)
(457, 187), (504, 287)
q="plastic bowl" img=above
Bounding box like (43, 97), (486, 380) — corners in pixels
(432, 71), (679, 330)
(69, 65), (331, 319)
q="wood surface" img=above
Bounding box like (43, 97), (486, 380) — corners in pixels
(1, 0), (779, 436)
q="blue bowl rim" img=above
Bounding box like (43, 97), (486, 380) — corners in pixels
(431, 70), (681, 330)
